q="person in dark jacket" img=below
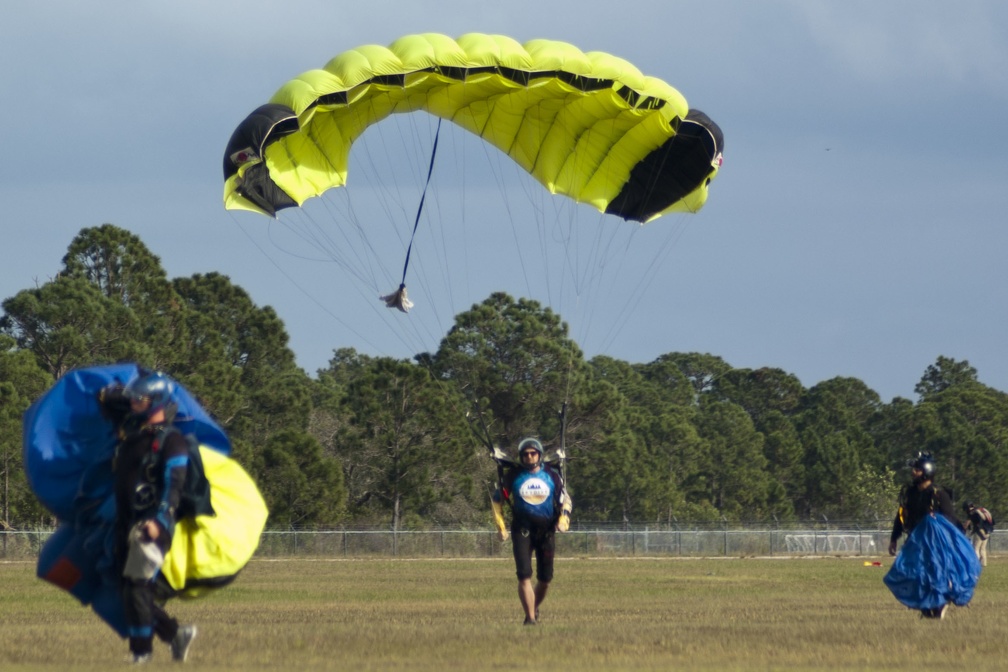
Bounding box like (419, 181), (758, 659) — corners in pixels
(99, 371), (198, 664)
(492, 438), (571, 625)
(888, 451), (965, 619)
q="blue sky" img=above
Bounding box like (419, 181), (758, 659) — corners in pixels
(2, 1), (1006, 401)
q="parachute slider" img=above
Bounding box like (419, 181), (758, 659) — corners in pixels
(380, 283), (414, 313)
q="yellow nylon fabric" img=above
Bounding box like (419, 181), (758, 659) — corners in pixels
(240, 33), (692, 217)
(160, 447), (268, 597)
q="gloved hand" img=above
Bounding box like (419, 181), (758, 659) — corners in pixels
(557, 513), (570, 532)
(97, 382), (125, 402)
(96, 382), (129, 420)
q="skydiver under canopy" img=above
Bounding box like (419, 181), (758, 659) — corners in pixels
(492, 437), (572, 625)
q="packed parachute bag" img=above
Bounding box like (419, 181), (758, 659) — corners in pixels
(23, 362), (269, 636)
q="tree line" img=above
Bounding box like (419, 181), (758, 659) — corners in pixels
(2, 225), (1005, 531)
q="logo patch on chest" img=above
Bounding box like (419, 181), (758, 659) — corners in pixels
(519, 477), (551, 506)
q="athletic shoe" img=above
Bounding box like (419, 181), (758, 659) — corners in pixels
(171, 624), (197, 662)
(523, 616), (537, 626)
(131, 653), (152, 664)
(937, 604), (948, 620)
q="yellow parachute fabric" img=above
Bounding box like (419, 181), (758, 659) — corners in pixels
(224, 33), (722, 223)
(160, 446), (268, 598)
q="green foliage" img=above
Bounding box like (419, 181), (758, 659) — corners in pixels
(795, 378), (881, 518)
(60, 224), (190, 370)
(915, 355), (978, 400)
(849, 463), (901, 520)
(253, 429), (346, 527)
(695, 398), (770, 519)
(712, 366), (804, 423)
(328, 356), (479, 528)
(587, 356), (708, 521)
(917, 382), (1008, 511)
(432, 292), (584, 448)
(2, 227), (1007, 529)
(1, 276), (154, 377)
(646, 351), (731, 399)
(0, 336), (53, 527)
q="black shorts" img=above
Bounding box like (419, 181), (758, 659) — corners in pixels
(511, 523), (555, 582)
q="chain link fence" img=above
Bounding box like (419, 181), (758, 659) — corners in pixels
(3, 525), (1003, 559)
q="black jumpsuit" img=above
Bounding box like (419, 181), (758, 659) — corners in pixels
(103, 391), (190, 655)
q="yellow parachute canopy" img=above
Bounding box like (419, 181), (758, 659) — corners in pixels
(223, 33), (722, 223)
(161, 446), (269, 598)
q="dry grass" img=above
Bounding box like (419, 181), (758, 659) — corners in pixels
(2, 556), (1005, 671)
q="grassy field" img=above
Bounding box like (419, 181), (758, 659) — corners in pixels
(1, 556), (1005, 671)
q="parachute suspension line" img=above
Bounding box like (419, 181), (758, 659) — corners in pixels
(558, 398), (569, 490)
(380, 118), (443, 313)
(228, 213), (384, 350)
(590, 213), (690, 353)
(556, 344), (576, 490)
(467, 393), (497, 455)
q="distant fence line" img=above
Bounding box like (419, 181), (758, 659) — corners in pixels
(2, 526), (1003, 559)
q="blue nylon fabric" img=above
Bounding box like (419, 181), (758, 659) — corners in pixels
(23, 363), (230, 521)
(883, 513), (981, 610)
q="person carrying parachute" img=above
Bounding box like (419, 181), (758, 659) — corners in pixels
(491, 437), (572, 626)
(884, 452), (980, 620)
(24, 363), (268, 664)
(99, 372), (205, 663)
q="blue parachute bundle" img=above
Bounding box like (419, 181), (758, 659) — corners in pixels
(23, 363), (263, 638)
(883, 513), (981, 610)
(23, 362), (231, 522)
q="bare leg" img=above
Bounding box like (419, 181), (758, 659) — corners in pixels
(534, 580), (550, 618)
(518, 578), (536, 622)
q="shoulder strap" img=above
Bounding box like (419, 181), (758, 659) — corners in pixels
(927, 485), (942, 513)
(151, 425), (181, 453)
(160, 428), (215, 519)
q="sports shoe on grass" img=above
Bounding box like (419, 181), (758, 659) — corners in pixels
(171, 624), (198, 662)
